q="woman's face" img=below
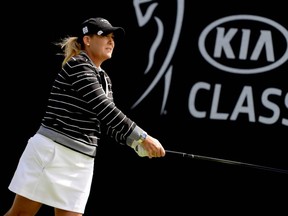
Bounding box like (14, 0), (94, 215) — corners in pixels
(84, 33), (115, 67)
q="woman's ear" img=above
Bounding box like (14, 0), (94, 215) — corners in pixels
(83, 36), (90, 46)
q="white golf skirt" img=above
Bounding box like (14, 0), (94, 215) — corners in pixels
(8, 133), (94, 213)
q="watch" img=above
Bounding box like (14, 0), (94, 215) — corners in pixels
(138, 131), (147, 143)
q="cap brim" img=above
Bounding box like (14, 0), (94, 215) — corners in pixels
(104, 27), (125, 38)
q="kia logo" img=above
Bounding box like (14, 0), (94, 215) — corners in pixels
(199, 14), (288, 74)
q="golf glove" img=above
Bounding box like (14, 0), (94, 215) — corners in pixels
(131, 140), (149, 157)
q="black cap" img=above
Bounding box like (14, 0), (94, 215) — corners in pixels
(79, 17), (125, 39)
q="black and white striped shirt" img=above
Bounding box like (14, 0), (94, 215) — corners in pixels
(38, 51), (143, 157)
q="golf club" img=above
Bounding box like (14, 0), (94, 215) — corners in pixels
(166, 149), (288, 174)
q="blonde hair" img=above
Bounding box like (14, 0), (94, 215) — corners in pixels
(55, 36), (83, 67)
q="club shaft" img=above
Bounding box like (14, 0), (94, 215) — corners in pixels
(166, 150), (288, 174)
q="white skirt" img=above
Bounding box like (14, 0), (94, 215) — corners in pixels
(8, 133), (94, 214)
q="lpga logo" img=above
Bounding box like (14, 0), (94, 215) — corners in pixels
(131, 0), (184, 114)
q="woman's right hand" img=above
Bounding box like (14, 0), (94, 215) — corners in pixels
(141, 135), (166, 158)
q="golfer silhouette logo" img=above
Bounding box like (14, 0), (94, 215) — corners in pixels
(132, 0), (185, 114)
